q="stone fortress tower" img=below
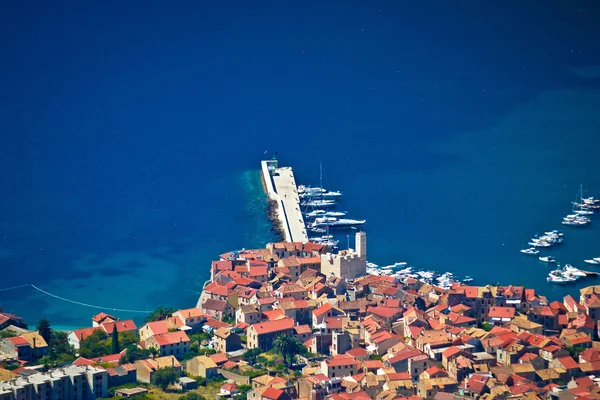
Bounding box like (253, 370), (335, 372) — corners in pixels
(320, 231), (367, 280)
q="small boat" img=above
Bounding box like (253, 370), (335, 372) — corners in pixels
(564, 264), (586, 278)
(539, 256), (557, 263)
(520, 248), (540, 255)
(547, 272), (577, 284)
(302, 199), (337, 208)
(585, 259), (600, 265)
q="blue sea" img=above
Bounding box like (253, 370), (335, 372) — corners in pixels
(1, 1), (600, 328)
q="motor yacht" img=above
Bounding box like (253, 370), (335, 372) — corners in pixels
(520, 248), (540, 255)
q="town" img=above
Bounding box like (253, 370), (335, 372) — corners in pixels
(3, 231), (600, 400)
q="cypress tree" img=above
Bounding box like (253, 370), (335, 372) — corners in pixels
(111, 325), (119, 354)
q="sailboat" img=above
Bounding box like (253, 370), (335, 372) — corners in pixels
(573, 184), (594, 215)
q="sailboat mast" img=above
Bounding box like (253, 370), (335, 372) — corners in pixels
(319, 161), (323, 190)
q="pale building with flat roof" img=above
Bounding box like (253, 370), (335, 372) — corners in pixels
(320, 232), (367, 280)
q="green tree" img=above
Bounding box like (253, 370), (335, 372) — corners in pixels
(0, 330), (17, 339)
(49, 331), (76, 363)
(272, 335), (306, 367)
(119, 344), (153, 364)
(145, 307), (176, 323)
(80, 330), (110, 358)
(233, 384), (252, 400)
(481, 322), (493, 332)
(242, 348), (262, 363)
(180, 393), (206, 400)
(37, 319), (53, 345)
(152, 367), (178, 391)
(111, 325), (120, 354)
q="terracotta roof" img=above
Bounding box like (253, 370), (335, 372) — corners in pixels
(72, 357), (95, 366)
(175, 308), (204, 319)
(346, 347), (368, 358)
(151, 331), (190, 346)
(92, 312), (116, 323)
(209, 352), (228, 365)
(326, 354), (360, 367)
(367, 306), (400, 319)
(313, 302), (333, 317)
(250, 317), (294, 334)
(71, 327), (100, 342)
(442, 346), (462, 359)
(204, 281), (231, 296)
(262, 309), (286, 321)
(557, 356), (579, 369)
(488, 307), (516, 319)
(101, 319), (137, 333)
(294, 324), (312, 335)
(363, 360), (384, 369)
(143, 320), (170, 336)
(248, 266), (268, 277)
(202, 298), (228, 312)
(262, 387), (285, 400)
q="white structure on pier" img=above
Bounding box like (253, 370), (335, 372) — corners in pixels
(261, 160), (308, 243)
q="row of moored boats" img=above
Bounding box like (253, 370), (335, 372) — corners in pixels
(520, 185), (599, 284)
(299, 182), (366, 249)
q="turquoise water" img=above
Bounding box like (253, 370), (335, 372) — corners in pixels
(1, 1), (600, 327)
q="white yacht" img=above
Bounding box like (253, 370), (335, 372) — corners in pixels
(564, 264), (586, 278)
(584, 259), (600, 265)
(547, 271), (577, 284)
(539, 256), (556, 263)
(302, 199), (336, 208)
(520, 248), (540, 255)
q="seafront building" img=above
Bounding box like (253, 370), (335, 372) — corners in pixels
(0, 365), (107, 400)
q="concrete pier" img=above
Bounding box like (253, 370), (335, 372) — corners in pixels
(261, 160), (308, 243)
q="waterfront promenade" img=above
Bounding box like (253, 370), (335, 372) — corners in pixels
(261, 160), (308, 243)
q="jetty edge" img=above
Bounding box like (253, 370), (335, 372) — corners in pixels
(260, 159), (308, 243)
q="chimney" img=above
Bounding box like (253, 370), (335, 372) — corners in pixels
(171, 357), (174, 368)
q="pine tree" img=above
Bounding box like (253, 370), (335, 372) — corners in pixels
(37, 318), (52, 345)
(111, 324), (120, 354)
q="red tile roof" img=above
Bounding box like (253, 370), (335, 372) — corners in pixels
(367, 306), (400, 319)
(363, 360), (384, 369)
(248, 266), (268, 277)
(209, 352), (228, 365)
(262, 387), (285, 400)
(262, 309), (286, 321)
(250, 317), (294, 335)
(326, 354), (360, 367)
(294, 324), (312, 335)
(144, 321), (170, 336)
(101, 319), (137, 334)
(72, 357), (95, 366)
(442, 346), (462, 359)
(346, 347), (368, 358)
(204, 281), (231, 296)
(387, 372), (411, 380)
(92, 312), (116, 323)
(152, 331), (190, 346)
(71, 327), (100, 342)
(313, 303), (333, 317)
(557, 356), (579, 369)
(488, 307), (516, 319)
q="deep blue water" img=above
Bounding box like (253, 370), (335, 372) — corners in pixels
(1, 1), (600, 327)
